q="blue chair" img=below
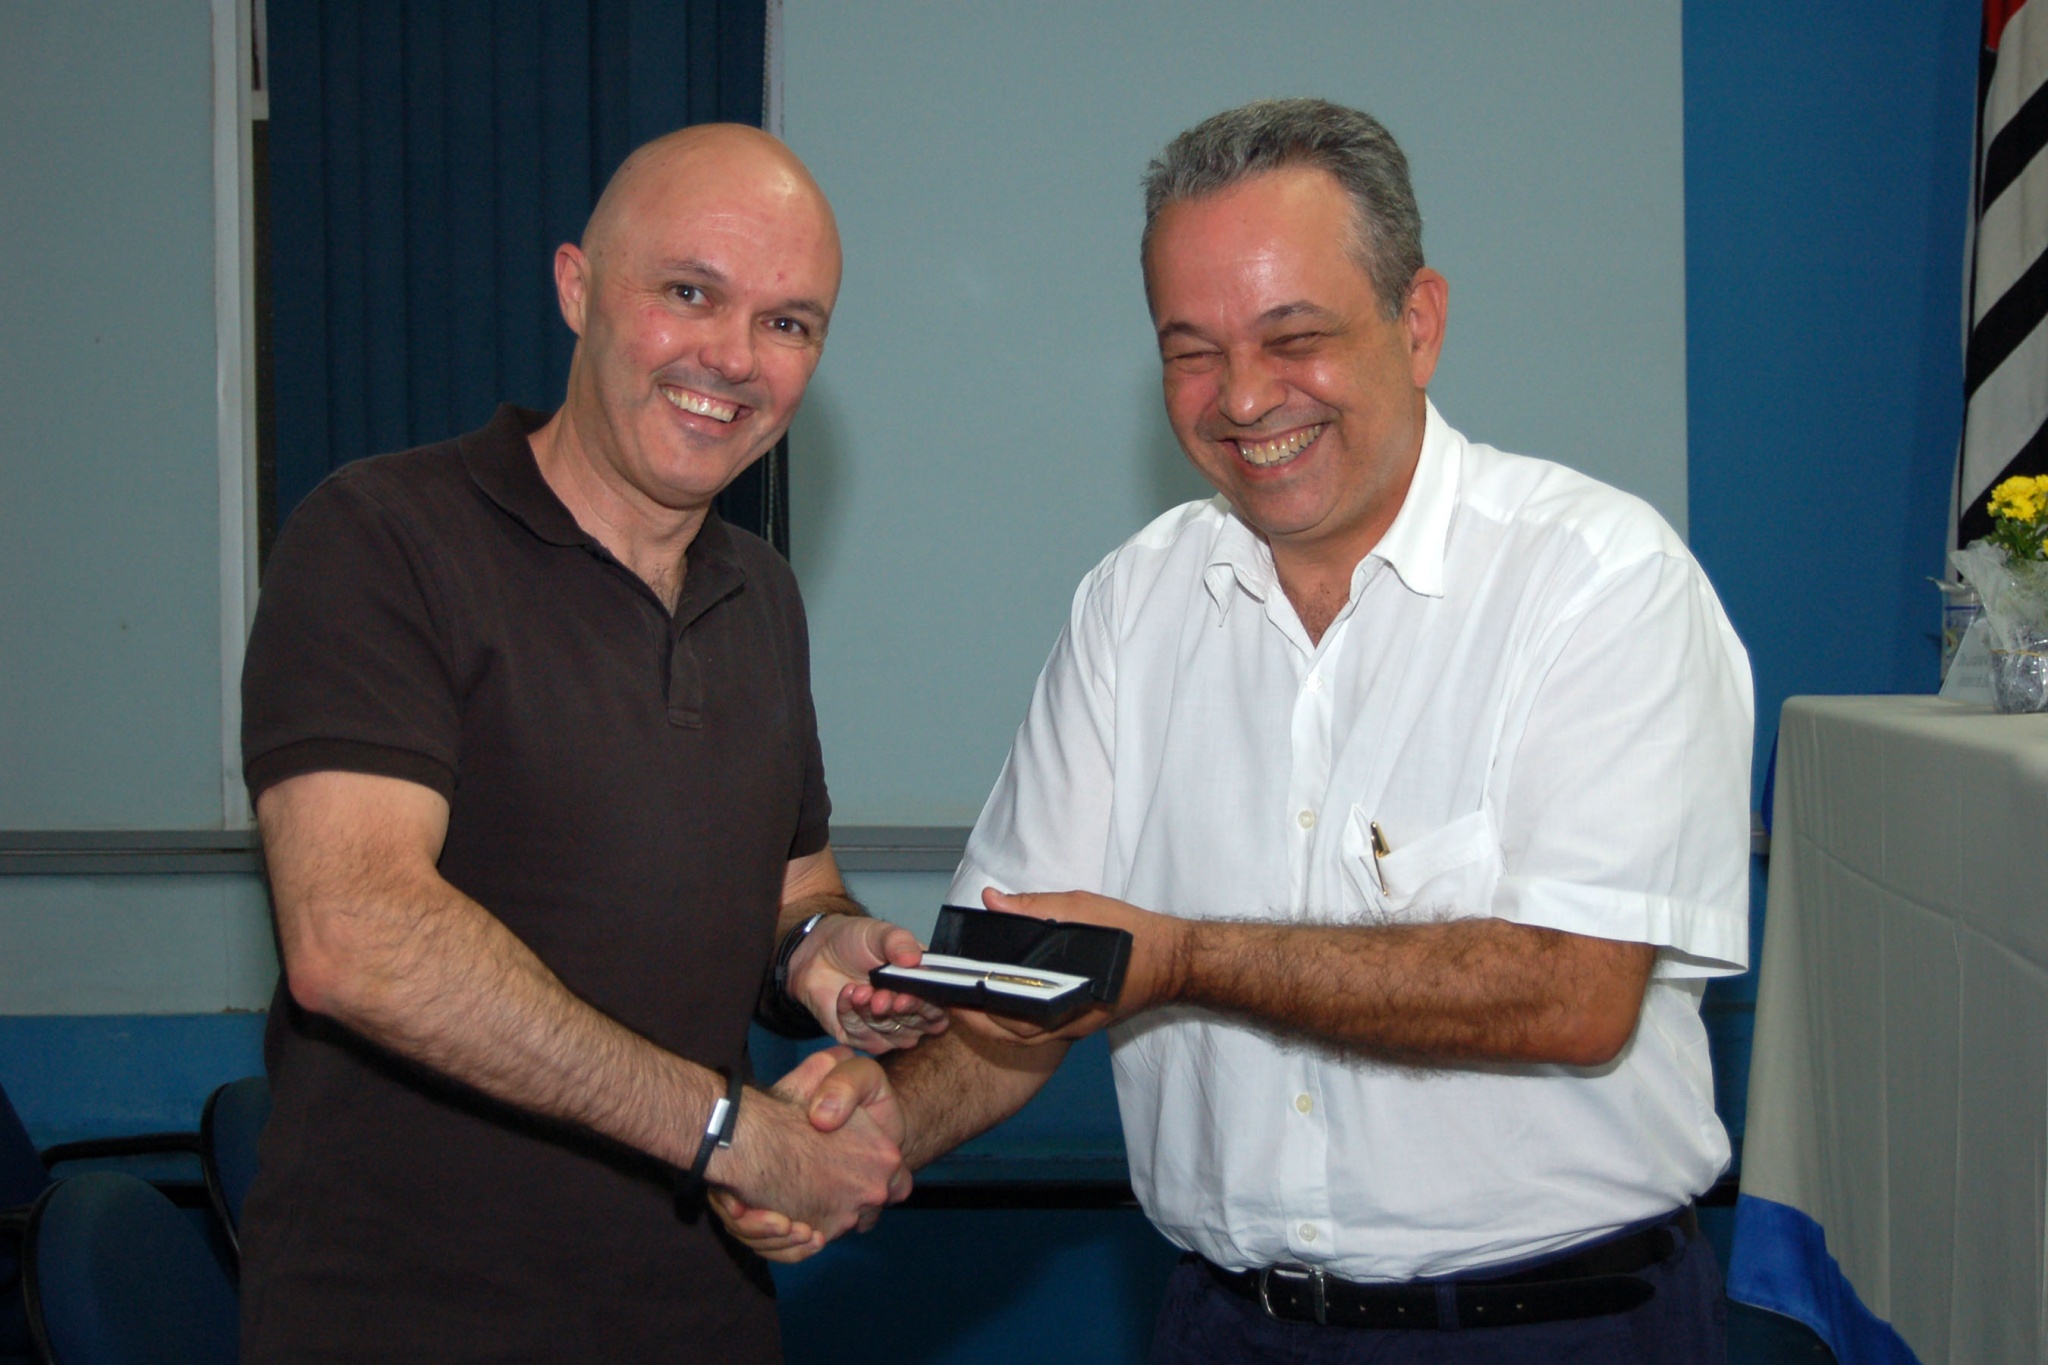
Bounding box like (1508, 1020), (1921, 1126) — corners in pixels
(1, 1085), (204, 1363)
(197, 1079), (268, 1263)
(1, 1082), (204, 1202)
(20, 1172), (237, 1365)
(0, 1089), (44, 1215)
(2, 1085), (46, 1359)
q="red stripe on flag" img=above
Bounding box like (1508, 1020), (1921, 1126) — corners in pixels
(1989, 0), (2029, 53)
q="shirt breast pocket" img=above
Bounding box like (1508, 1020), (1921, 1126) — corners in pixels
(1340, 807), (1502, 920)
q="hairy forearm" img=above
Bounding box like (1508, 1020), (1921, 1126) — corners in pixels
(263, 777), (718, 1170)
(262, 776), (913, 1241)
(307, 876), (713, 1164)
(1172, 916), (1655, 1067)
(885, 1027), (1065, 1169)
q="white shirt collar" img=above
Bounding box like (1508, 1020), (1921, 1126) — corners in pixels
(1200, 504), (1273, 617)
(1200, 398), (1459, 618)
(1370, 398), (1458, 601)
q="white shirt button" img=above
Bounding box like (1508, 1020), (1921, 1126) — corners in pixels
(1306, 673), (1324, 693)
(1297, 809), (1316, 830)
(1300, 1223), (1319, 1242)
(1294, 1093), (1313, 1114)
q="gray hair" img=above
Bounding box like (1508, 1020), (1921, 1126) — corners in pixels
(1142, 98), (1424, 319)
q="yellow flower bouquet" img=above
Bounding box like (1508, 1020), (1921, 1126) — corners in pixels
(1985, 474), (2048, 562)
(1952, 474), (2048, 712)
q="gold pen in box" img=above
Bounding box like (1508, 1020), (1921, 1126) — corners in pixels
(870, 909), (1134, 1026)
(903, 961), (1065, 991)
(870, 952), (1094, 1022)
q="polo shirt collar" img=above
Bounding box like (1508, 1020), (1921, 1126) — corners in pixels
(1201, 398), (1458, 617)
(673, 511), (745, 628)
(460, 402), (746, 616)
(462, 404), (588, 547)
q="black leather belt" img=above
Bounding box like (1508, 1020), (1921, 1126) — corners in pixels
(1200, 1206), (1694, 1330)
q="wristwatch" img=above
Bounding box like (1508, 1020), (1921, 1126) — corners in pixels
(753, 911), (834, 1039)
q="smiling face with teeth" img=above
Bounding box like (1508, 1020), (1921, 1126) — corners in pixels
(543, 126), (841, 544)
(1146, 166), (1447, 597)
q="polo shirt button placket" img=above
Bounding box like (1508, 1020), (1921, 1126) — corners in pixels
(667, 630), (704, 729)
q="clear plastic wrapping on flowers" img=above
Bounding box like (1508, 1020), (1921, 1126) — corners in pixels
(1950, 543), (2048, 650)
(1952, 543), (2048, 712)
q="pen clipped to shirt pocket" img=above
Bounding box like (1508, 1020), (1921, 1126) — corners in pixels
(1341, 806), (1502, 917)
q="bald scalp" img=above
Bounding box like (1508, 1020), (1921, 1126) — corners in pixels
(581, 124), (837, 275)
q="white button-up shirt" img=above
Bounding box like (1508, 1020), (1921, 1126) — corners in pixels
(950, 403), (1752, 1281)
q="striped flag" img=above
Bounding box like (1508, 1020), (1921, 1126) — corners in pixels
(1960, 0), (2048, 547)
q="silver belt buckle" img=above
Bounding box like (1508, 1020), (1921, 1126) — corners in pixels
(1256, 1264), (1328, 1325)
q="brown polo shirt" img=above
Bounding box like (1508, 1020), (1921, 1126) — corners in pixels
(239, 405), (827, 1362)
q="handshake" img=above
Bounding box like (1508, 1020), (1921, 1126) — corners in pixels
(699, 887), (1156, 1261)
(691, 905), (941, 1262)
(704, 1043), (915, 1262)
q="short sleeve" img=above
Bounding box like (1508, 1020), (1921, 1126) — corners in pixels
(241, 474), (464, 802)
(1490, 551), (1753, 976)
(948, 561), (1120, 905)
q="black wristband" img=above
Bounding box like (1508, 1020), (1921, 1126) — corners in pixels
(688, 1067), (744, 1180)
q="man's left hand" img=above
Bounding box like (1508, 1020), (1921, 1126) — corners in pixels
(951, 888), (1189, 1045)
(787, 914), (949, 1052)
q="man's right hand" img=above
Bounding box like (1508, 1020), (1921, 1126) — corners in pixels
(705, 1046), (910, 1259)
(714, 1028), (1073, 1263)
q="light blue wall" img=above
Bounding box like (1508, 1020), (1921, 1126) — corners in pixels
(839, 870), (948, 946)
(0, 876), (274, 1015)
(0, 2), (278, 1023)
(0, 0), (230, 832)
(781, 0), (1690, 826)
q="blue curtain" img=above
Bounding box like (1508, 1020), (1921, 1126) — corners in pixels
(265, 0), (779, 548)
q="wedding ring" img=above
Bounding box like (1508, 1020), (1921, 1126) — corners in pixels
(874, 1019), (902, 1033)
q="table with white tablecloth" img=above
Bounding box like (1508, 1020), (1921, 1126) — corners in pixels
(1730, 695), (2048, 1364)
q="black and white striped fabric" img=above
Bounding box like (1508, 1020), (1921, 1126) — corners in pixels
(1960, 0), (2048, 548)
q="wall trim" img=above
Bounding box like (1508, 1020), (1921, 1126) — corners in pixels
(0, 831), (263, 876)
(212, 0), (259, 831)
(0, 822), (1747, 873)
(823, 825), (968, 873)
(0, 826), (966, 876)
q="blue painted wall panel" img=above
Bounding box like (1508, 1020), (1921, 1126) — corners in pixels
(0, 1013), (267, 1146)
(1684, 0), (1980, 801)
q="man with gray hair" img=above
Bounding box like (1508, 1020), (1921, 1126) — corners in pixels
(730, 98), (1751, 1362)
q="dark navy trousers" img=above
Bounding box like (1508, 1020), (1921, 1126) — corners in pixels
(1148, 1219), (1728, 1365)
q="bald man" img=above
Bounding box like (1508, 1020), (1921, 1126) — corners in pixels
(238, 126), (938, 1362)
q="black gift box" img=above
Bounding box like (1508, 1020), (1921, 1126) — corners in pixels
(870, 905), (1133, 1026)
